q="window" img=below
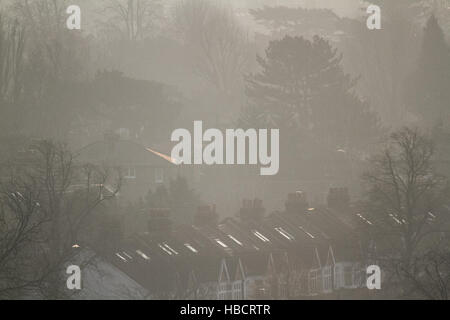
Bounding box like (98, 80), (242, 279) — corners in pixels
(278, 282), (287, 298)
(308, 269), (318, 294)
(233, 282), (242, 300)
(218, 283), (228, 300)
(124, 167), (136, 179)
(323, 266), (332, 292)
(155, 168), (164, 184)
(353, 265), (362, 287)
(334, 264), (343, 288)
(344, 265), (353, 287)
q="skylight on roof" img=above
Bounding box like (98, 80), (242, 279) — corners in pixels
(136, 250), (150, 260)
(184, 243), (198, 253)
(214, 238), (228, 248)
(158, 244), (173, 255)
(252, 230), (270, 242)
(163, 243), (179, 255)
(389, 213), (403, 225)
(115, 253), (127, 262)
(228, 234), (243, 246)
(298, 226), (315, 239)
(275, 227), (295, 241)
(122, 252), (133, 260)
(357, 213), (373, 225)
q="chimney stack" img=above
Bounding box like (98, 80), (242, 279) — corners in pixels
(285, 191), (309, 214)
(148, 208), (172, 239)
(239, 198), (265, 222)
(194, 204), (218, 227)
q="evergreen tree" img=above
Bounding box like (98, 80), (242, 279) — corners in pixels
(242, 35), (379, 166)
(407, 15), (450, 126)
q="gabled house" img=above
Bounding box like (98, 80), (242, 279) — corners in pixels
(77, 134), (193, 202)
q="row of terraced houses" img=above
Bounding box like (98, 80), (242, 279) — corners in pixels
(70, 189), (380, 300)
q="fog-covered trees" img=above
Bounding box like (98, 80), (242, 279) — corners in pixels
(242, 35), (379, 158)
(0, 141), (121, 298)
(407, 15), (450, 126)
(173, 0), (250, 96)
(0, 17), (25, 135)
(100, 0), (164, 41)
(89, 70), (182, 143)
(361, 127), (450, 298)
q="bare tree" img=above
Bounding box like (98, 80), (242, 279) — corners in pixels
(173, 0), (250, 96)
(0, 16), (25, 103)
(0, 140), (121, 299)
(99, 0), (163, 41)
(12, 0), (90, 80)
(402, 238), (450, 300)
(0, 15), (25, 134)
(361, 127), (450, 298)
